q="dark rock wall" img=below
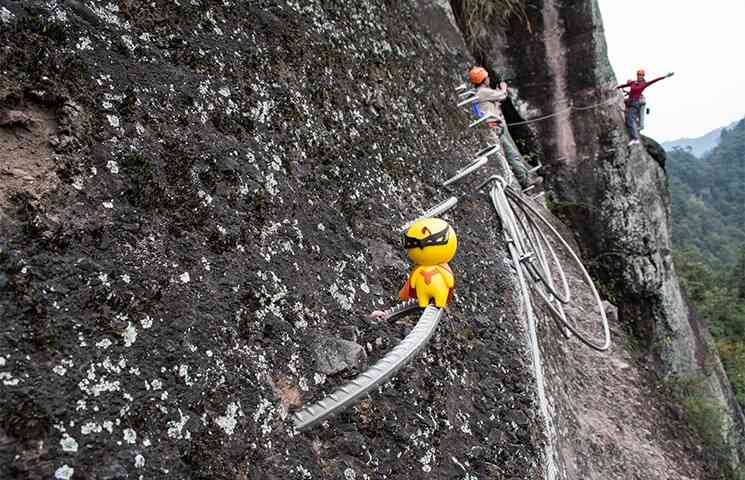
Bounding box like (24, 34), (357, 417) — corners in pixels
(0, 1), (547, 478)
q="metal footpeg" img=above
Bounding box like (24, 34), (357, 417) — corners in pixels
(442, 156), (489, 186)
(469, 113), (499, 129)
(454, 83), (469, 93)
(292, 305), (443, 431)
(457, 95), (478, 107)
(400, 197), (458, 232)
(474, 144), (500, 158)
(527, 162), (543, 174)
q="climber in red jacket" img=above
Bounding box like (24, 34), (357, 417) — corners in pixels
(617, 69), (674, 145)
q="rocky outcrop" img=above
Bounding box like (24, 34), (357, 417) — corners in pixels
(450, 0), (745, 473)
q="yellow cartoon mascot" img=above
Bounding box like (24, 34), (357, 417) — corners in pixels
(399, 218), (457, 308)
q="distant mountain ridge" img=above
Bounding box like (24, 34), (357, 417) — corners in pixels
(663, 119), (742, 157)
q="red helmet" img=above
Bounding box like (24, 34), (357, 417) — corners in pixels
(468, 67), (488, 86)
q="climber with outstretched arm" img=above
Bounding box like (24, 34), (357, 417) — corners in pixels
(468, 66), (538, 189)
(617, 69), (674, 145)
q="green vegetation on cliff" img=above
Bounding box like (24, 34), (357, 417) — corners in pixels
(669, 118), (745, 268)
(670, 119), (745, 413)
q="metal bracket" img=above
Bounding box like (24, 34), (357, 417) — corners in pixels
(475, 175), (508, 191)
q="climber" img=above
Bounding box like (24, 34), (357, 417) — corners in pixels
(468, 66), (538, 189)
(616, 70), (674, 145)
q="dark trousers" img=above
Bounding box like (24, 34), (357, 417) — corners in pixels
(625, 101), (642, 141)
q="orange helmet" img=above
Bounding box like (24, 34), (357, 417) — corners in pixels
(468, 67), (488, 86)
(636, 69), (645, 76)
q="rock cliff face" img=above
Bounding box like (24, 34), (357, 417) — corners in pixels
(0, 0), (740, 479)
(450, 0), (745, 473)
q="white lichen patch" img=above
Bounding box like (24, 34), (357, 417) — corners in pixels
(0, 357), (5, 367)
(0, 372), (19, 386)
(0, 7), (14, 23)
(179, 272), (190, 283)
(121, 322), (138, 347)
(120, 34), (135, 52)
(55, 465), (74, 480)
(76, 36), (93, 50)
(215, 402), (244, 436)
(107, 160), (119, 174)
(178, 364), (193, 386)
(53, 365), (67, 376)
(103, 200), (114, 209)
(90, 2), (129, 28)
(60, 433), (79, 452)
(78, 364), (120, 397)
(197, 190), (213, 206)
(419, 447), (435, 473)
(121, 274), (130, 284)
(81, 422), (102, 435)
(167, 409), (190, 439)
(106, 114), (120, 128)
(252, 397), (277, 435)
(329, 281), (356, 311)
(135, 454), (145, 468)
(96, 338), (113, 349)
(123, 428), (137, 444)
(140, 315), (153, 329)
(97, 272), (111, 287)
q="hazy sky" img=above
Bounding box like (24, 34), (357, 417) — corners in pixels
(597, 0), (745, 141)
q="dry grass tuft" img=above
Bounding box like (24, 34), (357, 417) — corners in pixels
(461, 0), (531, 42)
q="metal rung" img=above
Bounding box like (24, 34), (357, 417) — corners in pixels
(457, 96), (478, 108)
(455, 83), (469, 93)
(458, 90), (476, 99)
(527, 163), (543, 174)
(400, 197), (458, 233)
(469, 114), (499, 129)
(292, 306), (443, 431)
(474, 144), (500, 158)
(442, 156), (489, 187)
